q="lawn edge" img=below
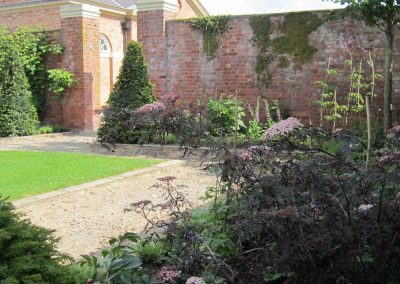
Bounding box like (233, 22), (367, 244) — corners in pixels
(12, 160), (186, 207)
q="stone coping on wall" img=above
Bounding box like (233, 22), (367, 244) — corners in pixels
(166, 8), (344, 22)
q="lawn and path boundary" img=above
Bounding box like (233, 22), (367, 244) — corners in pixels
(0, 133), (216, 258)
(0, 151), (162, 200)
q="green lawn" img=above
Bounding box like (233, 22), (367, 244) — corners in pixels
(0, 151), (161, 200)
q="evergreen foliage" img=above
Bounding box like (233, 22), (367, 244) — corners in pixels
(0, 36), (39, 137)
(98, 41), (154, 144)
(0, 27), (65, 119)
(0, 198), (79, 283)
(108, 41), (153, 109)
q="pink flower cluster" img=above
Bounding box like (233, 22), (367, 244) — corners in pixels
(262, 117), (303, 141)
(157, 266), (182, 283)
(389, 125), (400, 135)
(186, 277), (206, 284)
(162, 93), (182, 104)
(136, 102), (166, 114)
(238, 146), (270, 161)
(379, 152), (400, 166)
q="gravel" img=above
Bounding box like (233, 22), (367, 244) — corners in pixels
(0, 133), (217, 259)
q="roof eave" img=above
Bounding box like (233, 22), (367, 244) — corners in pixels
(188, 0), (209, 16)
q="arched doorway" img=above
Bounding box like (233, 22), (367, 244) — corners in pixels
(99, 35), (112, 106)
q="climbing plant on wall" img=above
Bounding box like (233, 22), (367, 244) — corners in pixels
(189, 15), (230, 58)
(0, 27), (72, 120)
(249, 15), (273, 89)
(250, 12), (323, 88)
(272, 12), (323, 64)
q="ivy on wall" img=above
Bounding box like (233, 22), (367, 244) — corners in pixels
(189, 15), (230, 58)
(250, 12), (323, 88)
(273, 12), (323, 64)
(249, 15), (273, 88)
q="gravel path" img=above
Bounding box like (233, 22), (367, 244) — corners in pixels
(0, 133), (217, 259)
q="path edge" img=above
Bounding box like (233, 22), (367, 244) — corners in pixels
(13, 160), (186, 207)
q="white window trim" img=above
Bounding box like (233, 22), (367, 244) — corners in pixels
(100, 35), (112, 57)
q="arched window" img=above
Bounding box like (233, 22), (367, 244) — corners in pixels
(100, 35), (111, 56)
(100, 34), (113, 105)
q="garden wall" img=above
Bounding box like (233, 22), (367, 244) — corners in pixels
(162, 11), (400, 125)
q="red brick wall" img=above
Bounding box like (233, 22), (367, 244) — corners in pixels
(0, 7), (61, 30)
(59, 15), (100, 130)
(138, 9), (176, 96)
(162, 14), (398, 125)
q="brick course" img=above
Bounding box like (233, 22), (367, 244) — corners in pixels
(162, 14), (398, 125)
(59, 15), (100, 130)
(2, 1), (397, 129)
(0, 7), (61, 30)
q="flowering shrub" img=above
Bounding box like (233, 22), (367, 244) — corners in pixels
(186, 276), (206, 284)
(202, 128), (400, 283)
(261, 117), (303, 140)
(162, 93), (182, 106)
(136, 102), (166, 114)
(157, 266), (181, 283)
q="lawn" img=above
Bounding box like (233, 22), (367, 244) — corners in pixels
(0, 151), (161, 200)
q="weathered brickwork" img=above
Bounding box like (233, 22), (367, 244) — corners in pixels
(0, 7), (61, 30)
(0, 0), (202, 130)
(58, 15), (100, 130)
(138, 9), (176, 96)
(6, 1), (396, 129)
(163, 14), (399, 125)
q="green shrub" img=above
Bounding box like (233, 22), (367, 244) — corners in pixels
(0, 36), (39, 137)
(48, 68), (74, 97)
(135, 241), (165, 264)
(205, 96), (245, 136)
(165, 133), (177, 144)
(35, 124), (66, 135)
(37, 125), (54, 134)
(80, 233), (158, 284)
(0, 27), (64, 119)
(98, 41), (154, 144)
(247, 119), (264, 140)
(0, 198), (79, 283)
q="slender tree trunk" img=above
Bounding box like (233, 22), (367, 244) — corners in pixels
(366, 95), (371, 170)
(383, 23), (394, 133)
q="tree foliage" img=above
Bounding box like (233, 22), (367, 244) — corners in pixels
(0, 198), (79, 283)
(108, 41), (153, 110)
(0, 35), (39, 137)
(326, 0), (400, 132)
(0, 27), (65, 119)
(98, 41), (154, 144)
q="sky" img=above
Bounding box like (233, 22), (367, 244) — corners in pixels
(200, 0), (344, 15)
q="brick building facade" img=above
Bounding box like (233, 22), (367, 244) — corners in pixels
(0, 0), (208, 130)
(1, 0), (399, 130)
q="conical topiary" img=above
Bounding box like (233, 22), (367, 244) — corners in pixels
(0, 36), (39, 137)
(98, 41), (154, 144)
